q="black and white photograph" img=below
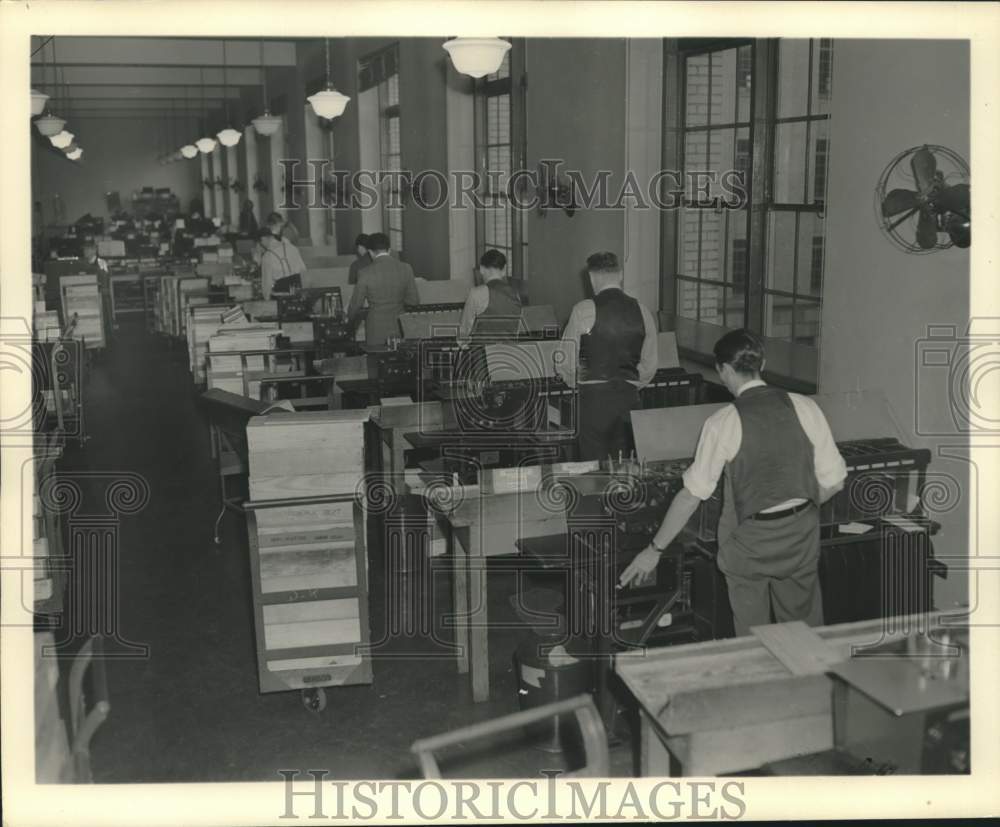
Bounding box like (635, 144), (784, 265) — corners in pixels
(1, 1), (998, 823)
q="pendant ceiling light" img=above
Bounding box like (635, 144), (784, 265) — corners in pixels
(179, 85), (199, 158)
(31, 89), (49, 116)
(50, 129), (74, 149)
(196, 68), (217, 154)
(216, 40), (242, 147)
(66, 147), (83, 161)
(34, 39), (65, 135)
(251, 38), (281, 136)
(442, 37), (511, 78)
(307, 38), (349, 120)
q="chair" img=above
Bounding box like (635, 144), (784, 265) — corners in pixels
(67, 635), (111, 782)
(410, 693), (609, 778)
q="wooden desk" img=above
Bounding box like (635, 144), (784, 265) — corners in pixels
(422, 481), (569, 702)
(614, 614), (933, 776)
(369, 401), (443, 488)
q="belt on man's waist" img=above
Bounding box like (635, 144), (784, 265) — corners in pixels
(748, 500), (813, 521)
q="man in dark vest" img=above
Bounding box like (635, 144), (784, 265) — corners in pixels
(557, 251), (658, 461)
(619, 329), (847, 636)
(457, 249), (523, 341)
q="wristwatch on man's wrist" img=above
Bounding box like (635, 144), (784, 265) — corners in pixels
(650, 538), (667, 554)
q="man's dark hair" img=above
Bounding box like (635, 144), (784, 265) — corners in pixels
(355, 233), (371, 249)
(586, 251), (621, 274)
(713, 328), (765, 375)
(367, 232), (390, 252)
(480, 249), (507, 271)
(264, 212), (284, 228)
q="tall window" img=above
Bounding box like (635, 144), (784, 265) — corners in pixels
(662, 38), (834, 390)
(359, 45), (403, 252)
(473, 40), (527, 278)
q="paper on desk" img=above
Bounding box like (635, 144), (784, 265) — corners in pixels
(261, 400), (296, 414)
(838, 522), (874, 535)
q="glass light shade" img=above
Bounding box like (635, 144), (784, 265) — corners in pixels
(217, 127), (242, 147)
(35, 114), (65, 136)
(180, 144), (199, 159)
(442, 38), (511, 79)
(251, 112), (282, 136)
(66, 147), (83, 161)
(31, 89), (49, 116)
(50, 130), (75, 149)
(195, 137), (217, 154)
(307, 88), (350, 120)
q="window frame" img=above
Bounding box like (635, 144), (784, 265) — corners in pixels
(660, 37), (833, 394)
(472, 38), (527, 279)
(359, 43), (403, 252)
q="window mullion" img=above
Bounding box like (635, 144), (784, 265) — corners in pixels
(746, 38), (776, 336)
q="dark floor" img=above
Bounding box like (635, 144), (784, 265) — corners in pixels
(52, 318), (635, 782)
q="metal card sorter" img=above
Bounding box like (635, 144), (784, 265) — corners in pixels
(625, 393), (947, 635)
(244, 493), (372, 712)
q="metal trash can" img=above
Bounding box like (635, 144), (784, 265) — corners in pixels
(514, 633), (594, 753)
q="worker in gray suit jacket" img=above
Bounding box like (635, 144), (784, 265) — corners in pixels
(347, 232), (419, 347)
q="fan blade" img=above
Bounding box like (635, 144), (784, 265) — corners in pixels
(934, 183), (970, 215)
(946, 214), (971, 248)
(882, 188), (920, 217)
(911, 147), (937, 192)
(916, 208), (938, 249)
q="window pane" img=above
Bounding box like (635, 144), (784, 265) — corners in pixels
(733, 126), (751, 196)
(764, 291), (795, 341)
(808, 120), (830, 203)
(387, 74), (399, 107)
(773, 121), (808, 203)
(798, 213), (825, 297)
(736, 45), (753, 123)
(714, 49), (739, 123)
(813, 39), (834, 114)
(685, 54), (710, 126)
(699, 211), (723, 282)
(684, 131), (709, 200)
(776, 39), (811, 118)
(765, 212), (797, 293)
(726, 209), (749, 287)
(795, 298), (822, 346)
(676, 207), (701, 275)
(700, 282), (723, 325)
(706, 129), (735, 200)
(676, 278), (699, 320)
(724, 286), (745, 328)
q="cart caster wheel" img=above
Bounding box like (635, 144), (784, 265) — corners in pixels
(302, 688), (326, 713)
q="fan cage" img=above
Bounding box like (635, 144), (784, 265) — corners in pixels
(873, 144), (969, 254)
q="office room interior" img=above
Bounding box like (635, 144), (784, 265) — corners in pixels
(21, 33), (980, 784)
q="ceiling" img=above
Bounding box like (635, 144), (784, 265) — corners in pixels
(30, 36), (300, 121)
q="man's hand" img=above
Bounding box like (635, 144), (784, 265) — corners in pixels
(619, 547), (661, 589)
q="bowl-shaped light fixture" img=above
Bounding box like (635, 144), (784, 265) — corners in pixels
(217, 127), (242, 148)
(50, 130), (75, 149)
(35, 113), (65, 136)
(308, 88), (350, 120)
(251, 112), (282, 137)
(180, 144), (199, 159)
(66, 147), (83, 161)
(195, 137), (217, 154)
(442, 38), (511, 79)
(31, 89), (49, 116)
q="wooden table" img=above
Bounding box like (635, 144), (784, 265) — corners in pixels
(614, 614), (934, 776)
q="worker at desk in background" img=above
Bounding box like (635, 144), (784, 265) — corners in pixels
(556, 251), (658, 461)
(348, 233), (372, 285)
(347, 232), (418, 347)
(457, 249), (523, 341)
(254, 212), (307, 298)
(619, 329), (847, 636)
